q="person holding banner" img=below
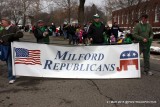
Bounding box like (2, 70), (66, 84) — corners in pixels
(88, 14), (106, 45)
(0, 17), (23, 83)
(133, 14), (153, 76)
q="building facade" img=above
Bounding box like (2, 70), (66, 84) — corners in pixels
(112, 0), (160, 32)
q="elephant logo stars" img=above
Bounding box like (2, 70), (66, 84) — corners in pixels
(117, 51), (139, 72)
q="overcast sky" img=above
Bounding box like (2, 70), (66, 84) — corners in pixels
(43, 0), (105, 12)
(85, 0), (104, 6)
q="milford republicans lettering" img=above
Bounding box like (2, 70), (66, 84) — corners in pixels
(43, 51), (115, 72)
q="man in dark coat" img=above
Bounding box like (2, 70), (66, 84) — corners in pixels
(0, 17), (23, 84)
(33, 20), (51, 44)
(88, 14), (106, 45)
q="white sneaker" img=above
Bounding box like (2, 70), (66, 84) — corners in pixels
(9, 80), (15, 84)
(16, 76), (20, 79)
(148, 71), (153, 76)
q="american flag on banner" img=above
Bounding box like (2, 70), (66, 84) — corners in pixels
(14, 48), (41, 65)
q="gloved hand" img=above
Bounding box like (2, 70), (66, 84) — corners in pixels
(0, 39), (3, 43)
(43, 32), (48, 37)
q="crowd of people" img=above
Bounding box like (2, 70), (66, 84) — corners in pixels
(0, 13), (154, 84)
(59, 14), (132, 46)
(10, 14), (134, 46)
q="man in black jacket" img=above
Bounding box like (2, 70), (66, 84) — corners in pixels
(88, 14), (105, 45)
(0, 17), (23, 84)
(33, 20), (51, 44)
(111, 22), (122, 42)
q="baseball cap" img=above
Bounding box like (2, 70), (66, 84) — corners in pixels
(93, 14), (100, 18)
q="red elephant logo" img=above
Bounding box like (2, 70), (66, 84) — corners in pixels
(117, 51), (139, 71)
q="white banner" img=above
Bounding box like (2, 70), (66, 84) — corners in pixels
(12, 42), (141, 79)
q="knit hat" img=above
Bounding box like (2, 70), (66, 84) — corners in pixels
(37, 20), (44, 23)
(93, 14), (100, 18)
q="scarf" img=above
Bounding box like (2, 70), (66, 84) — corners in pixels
(94, 22), (101, 28)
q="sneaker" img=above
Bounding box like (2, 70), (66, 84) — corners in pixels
(144, 71), (153, 76)
(9, 80), (15, 84)
(142, 71), (147, 75)
(148, 71), (153, 76)
(16, 76), (20, 79)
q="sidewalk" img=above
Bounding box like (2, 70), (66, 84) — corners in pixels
(152, 41), (160, 47)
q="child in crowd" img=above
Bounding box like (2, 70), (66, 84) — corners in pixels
(117, 35), (124, 44)
(123, 33), (133, 44)
(103, 32), (109, 44)
(110, 34), (116, 44)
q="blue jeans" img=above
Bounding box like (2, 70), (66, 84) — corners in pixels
(63, 30), (67, 39)
(6, 50), (15, 80)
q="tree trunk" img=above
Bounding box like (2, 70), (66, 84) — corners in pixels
(67, 0), (71, 23)
(23, 14), (26, 26)
(78, 0), (85, 25)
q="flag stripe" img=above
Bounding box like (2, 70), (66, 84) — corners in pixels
(14, 48), (41, 65)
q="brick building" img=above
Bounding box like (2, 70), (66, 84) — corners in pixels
(112, 0), (160, 32)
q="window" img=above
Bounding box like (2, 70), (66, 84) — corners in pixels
(118, 15), (120, 24)
(126, 15), (128, 24)
(155, 5), (160, 22)
(113, 15), (117, 23)
(132, 11), (134, 20)
(122, 14), (124, 24)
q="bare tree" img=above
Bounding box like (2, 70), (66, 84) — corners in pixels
(0, 0), (8, 19)
(104, 0), (148, 29)
(2, 0), (37, 26)
(84, 4), (106, 24)
(51, 0), (78, 23)
(0, 0), (23, 24)
(7, 0), (23, 25)
(20, 0), (35, 26)
(78, 0), (85, 25)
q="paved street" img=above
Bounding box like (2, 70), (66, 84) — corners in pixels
(0, 32), (160, 107)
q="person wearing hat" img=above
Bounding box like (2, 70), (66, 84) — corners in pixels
(50, 22), (56, 36)
(87, 14), (106, 44)
(33, 20), (51, 44)
(0, 17), (23, 84)
(133, 14), (153, 76)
